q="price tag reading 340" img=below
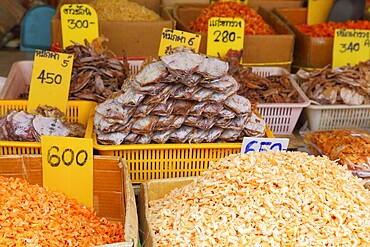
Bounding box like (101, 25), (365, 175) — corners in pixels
(61, 4), (99, 48)
(207, 17), (245, 59)
(42, 136), (93, 208)
(28, 50), (73, 114)
(332, 29), (370, 68)
(158, 28), (201, 56)
(241, 137), (289, 154)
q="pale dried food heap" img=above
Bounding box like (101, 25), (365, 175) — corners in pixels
(94, 49), (266, 144)
(297, 60), (370, 105)
(0, 105), (85, 142)
(149, 151), (370, 246)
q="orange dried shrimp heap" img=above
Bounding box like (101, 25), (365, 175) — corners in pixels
(296, 20), (370, 38)
(0, 176), (124, 246)
(189, 2), (275, 35)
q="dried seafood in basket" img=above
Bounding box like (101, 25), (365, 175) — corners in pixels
(94, 48), (266, 145)
(52, 37), (130, 103)
(296, 60), (370, 105)
(148, 151), (370, 246)
(0, 105), (85, 142)
(226, 50), (298, 104)
(0, 176), (124, 245)
(305, 129), (370, 179)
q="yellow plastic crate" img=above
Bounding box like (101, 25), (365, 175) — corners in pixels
(0, 100), (96, 155)
(94, 126), (274, 184)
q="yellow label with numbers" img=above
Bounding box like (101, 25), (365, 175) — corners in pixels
(307, 0), (334, 25)
(28, 50), (73, 114)
(207, 17), (245, 58)
(158, 28), (201, 56)
(42, 136), (93, 208)
(61, 4), (99, 48)
(332, 29), (370, 68)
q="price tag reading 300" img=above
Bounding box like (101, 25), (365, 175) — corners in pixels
(333, 29), (370, 68)
(28, 50), (73, 114)
(207, 17), (245, 59)
(42, 136), (93, 208)
(61, 4), (99, 48)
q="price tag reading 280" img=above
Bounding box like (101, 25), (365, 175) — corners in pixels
(207, 17), (245, 58)
(42, 136), (93, 208)
(28, 50), (73, 114)
(332, 29), (370, 68)
(61, 4), (99, 49)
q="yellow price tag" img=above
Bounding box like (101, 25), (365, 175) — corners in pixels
(28, 50), (73, 114)
(207, 17), (245, 58)
(332, 29), (370, 68)
(307, 0), (334, 25)
(42, 136), (93, 208)
(61, 4), (99, 48)
(158, 28), (201, 56)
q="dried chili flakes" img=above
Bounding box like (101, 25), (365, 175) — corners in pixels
(189, 2), (275, 35)
(0, 176), (125, 246)
(296, 20), (370, 38)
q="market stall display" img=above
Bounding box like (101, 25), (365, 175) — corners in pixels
(94, 48), (266, 145)
(174, 4), (294, 69)
(51, 0), (176, 57)
(0, 155), (138, 247)
(304, 129), (370, 179)
(0, 100), (95, 155)
(295, 60), (370, 131)
(140, 151), (370, 246)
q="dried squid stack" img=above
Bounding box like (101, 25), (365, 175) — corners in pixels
(94, 48), (266, 144)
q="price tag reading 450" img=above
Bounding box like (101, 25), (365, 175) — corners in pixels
(61, 4), (99, 48)
(241, 137), (289, 154)
(207, 17), (245, 58)
(28, 50), (73, 114)
(332, 29), (370, 68)
(42, 136), (93, 208)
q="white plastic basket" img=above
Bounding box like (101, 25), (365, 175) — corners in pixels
(251, 67), (310, 135)
(294, 75), (370, 132)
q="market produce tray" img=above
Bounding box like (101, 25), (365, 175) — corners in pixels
(93, 125), (274, 184)
(0, 155), (138, 247)
(139, 177), (194, 247)
(0, 100), (96, 155)
(294, 76), (370, 132)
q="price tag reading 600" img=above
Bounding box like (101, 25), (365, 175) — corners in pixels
(42, 136), (93, 208)
(207, 17), (245, 59)
(28, 50), (73, 114)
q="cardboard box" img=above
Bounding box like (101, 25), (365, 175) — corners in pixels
(173, 4), (295, 70)
(248, 0), (302, 11)
(0, 155), (139, 247)
(273, 8), (333, 69)
(51, 0), (176, 57)
(138, 177), (195, 247)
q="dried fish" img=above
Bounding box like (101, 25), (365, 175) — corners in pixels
(94, 49), (265, 144)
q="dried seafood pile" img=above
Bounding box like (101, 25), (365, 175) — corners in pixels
(305, 129), (370, 179)
(0, 105), (85, 142)
(148, 151), (370, 246)
(297, 61), (370, 105)
(94, 48), (266, 145)
(226, 50), (298, 104)
(53, 38), (130, 103)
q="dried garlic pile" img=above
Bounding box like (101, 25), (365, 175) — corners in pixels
(149, 151), (370, 246)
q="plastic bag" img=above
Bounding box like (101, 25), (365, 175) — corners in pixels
(301, 126), (370, 179)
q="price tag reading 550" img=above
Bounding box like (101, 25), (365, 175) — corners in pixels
(28, 50), (73, 114)
(241, 137), (290, 154)
(42, 136), (93, 208)
(207, 17), (245, 58)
